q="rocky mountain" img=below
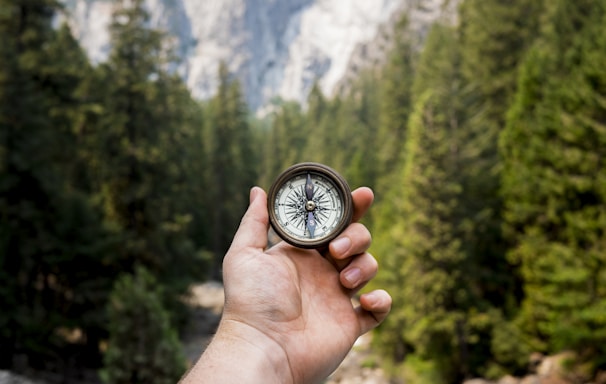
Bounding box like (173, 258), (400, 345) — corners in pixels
(60, 0), (454, 113)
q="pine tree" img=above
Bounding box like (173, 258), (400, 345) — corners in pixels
(337, 71), (381, 190)
(459, 0), (544, 125)
(100, 266), (186, 384)
(373, 24), (462, 383)
(501, 0), (606, 362)
(95, 0), (167, 257)
(260, 101), (306, 188)
(457, 0), (545, 257)
(0, 0), (116, 371)
(93, 0), (201, 288)
(155, 75), (210, 276)
(301, 82), (336, 165)
(204, 63), (257, 276)
(374, 21), (519, 382)
(374, 14), (415, 195)
(454, 3), (546, 370)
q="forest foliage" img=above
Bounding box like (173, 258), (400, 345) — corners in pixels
(0, 0), (605, 383)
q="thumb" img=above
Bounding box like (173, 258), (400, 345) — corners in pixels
(228, 187), (269, 253)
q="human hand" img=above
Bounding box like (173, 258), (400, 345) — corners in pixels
(181, 186), (391, 384)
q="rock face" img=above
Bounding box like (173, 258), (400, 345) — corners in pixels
(60, 0), (453, 112)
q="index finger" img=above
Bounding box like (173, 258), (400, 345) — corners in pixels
(351, 187), (374, 222)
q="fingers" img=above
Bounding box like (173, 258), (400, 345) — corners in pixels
(351, 187), (374, 223)
(328, 223), (377, 292)
(329, 223), (371, 261)
(327, 189), (373, 271)
(227, 187), (270, 253)
(340, 252), (378, 291)
(356, 289), (392, 334)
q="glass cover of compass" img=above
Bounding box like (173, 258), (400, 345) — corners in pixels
(267, 162), (353, 249)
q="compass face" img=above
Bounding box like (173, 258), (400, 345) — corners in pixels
(268, 163), (353, 249)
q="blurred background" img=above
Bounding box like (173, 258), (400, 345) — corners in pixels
(1, 0), (605, 383)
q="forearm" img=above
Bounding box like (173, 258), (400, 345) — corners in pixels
(179, 319), (293, 384)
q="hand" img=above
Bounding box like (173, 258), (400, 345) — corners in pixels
(181, 186), (391, 384)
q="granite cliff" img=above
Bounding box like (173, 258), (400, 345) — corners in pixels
(60, 0), (454, 112)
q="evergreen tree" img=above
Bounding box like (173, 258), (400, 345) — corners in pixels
(337, 71), (381, 190)
(501, 0), (606, 363)
(454, 3), (547, 369)
(100, 266), (186, 384)
(382, 91), (468, 384)
(456, 1), (545, 288)
(93, 0), (200, 290)
(158, 76), (211, 274)
(457, 0), (545, 269)
(374, 24), (463, 383)
(260, 101), (306, 188)
(0, 0), (115, 372)
(374, 22), (515, 382)
(260, 73), (380, 196)
(374, 14), (415, 194)
(204, 63), (257, 276)
(459, 0), (544, 125)
(332, 75), (380, 191)
(95, 0), (168, 261)
(301, 82), (336, 165)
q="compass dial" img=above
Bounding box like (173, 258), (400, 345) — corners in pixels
(268, 163), (353, 249)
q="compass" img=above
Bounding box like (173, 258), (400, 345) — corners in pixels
(267, 162), (354, 249)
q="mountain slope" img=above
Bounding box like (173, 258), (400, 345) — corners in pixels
(60, 0), (453, 112)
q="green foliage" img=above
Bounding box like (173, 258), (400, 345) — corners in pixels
(456, 0), (546, 291)
(259, 74), (381, 219)
(459, 0), (544, 120)
(0, 0), (209, 376)
(374, 14), (415, 194)
(489, 313), (533, 376)
(92, 0), (207, 292)
(260, 101), (306, 187)
(203, 62), (257, 275)
(400, 354), (444, 384)
(0, 0), (117, 369)
(331, 72), (382, 192)
(100, 265), (186, 384)
(501, 0), (606, 359)
(2, 0), (605, 381)
(372, 21), (515, 383)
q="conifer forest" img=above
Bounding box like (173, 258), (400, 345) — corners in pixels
(1, 0), (605, 383)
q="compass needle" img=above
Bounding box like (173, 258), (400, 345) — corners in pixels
(305, 173), (314, 200)
(306, 212), (316, 238)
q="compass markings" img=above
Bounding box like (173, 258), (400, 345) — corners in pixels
(280, 182), (337, 236)
(274, 170), (345, 240)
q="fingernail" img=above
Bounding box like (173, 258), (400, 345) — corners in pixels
(343, 267), (361, 287)
(364, 291), (379, 303)
(331, 236), (351, 256)
(362, 291), (390, 310)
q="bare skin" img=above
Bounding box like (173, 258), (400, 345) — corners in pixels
(180, 186), (392, 384)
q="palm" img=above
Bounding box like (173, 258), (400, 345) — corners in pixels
(223, 242), (361, 382)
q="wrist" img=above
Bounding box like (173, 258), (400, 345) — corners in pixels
(181, 318), (293, 384)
